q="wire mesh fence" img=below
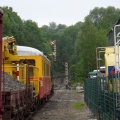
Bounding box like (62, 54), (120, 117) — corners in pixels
(84, 74), (120, 120)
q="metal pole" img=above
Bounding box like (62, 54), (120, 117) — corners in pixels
(53, 40), (56, 61)
(0, 8), (3, 119)
(113, 25), (120, 108)
(96, 47), (114, 71)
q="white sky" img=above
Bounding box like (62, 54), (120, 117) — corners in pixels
(1, 0), (120, 27)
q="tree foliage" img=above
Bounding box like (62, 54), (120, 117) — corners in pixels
(75, 18), (107, 77)
(2, 6), (120, 83)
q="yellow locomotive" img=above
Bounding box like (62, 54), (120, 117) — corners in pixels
(2, 36), (53, 119)
(2, 36), (53, 101)
(2, 36), (19, 76)
(104, 46), (120, 93)
(2, 36), (30, 83)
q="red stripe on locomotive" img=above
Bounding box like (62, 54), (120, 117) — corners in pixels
(39, 77), (52, 99)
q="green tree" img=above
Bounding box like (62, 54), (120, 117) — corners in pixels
(2, 6), (120, 82)
(75, 18), (107, 77)
(3, 6), (25, 45)
(87, 6), (120, 30)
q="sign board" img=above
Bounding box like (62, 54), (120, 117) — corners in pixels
(108, 66), (115, 75)
(108, 66), (115, 78)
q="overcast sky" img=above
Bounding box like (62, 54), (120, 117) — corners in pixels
(1, 0), (120, 27)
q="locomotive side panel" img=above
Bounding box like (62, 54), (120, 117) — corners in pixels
(40, 57), (52, 100)
(105, 47), (115, 76)
(18, 55), (52, 100)
(18, 56), (41, 96)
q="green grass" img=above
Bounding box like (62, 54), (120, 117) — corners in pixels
(72, 102), (85, 109)
(71, 90), (77, 94)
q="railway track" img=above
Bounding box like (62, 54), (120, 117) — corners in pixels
(31, 89), (95, 120)
(53, 85), (65, 90)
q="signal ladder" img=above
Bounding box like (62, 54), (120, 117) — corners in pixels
(114, 25), (120, 115)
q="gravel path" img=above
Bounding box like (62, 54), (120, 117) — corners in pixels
(32, 88), (96, 120)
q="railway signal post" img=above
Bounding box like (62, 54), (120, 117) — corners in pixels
(53, 40), (56, 61)
(48, 40), (56, 61)
(65, 62), (68, 89)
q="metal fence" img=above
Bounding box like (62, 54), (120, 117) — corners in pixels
(84, 75), (120, 120)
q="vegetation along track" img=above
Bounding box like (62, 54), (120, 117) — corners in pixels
(31, 87), (96, 120)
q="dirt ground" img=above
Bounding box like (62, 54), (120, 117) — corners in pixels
(32, 87), (96, 120)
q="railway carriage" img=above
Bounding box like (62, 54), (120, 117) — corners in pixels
(0, 41), (53, 120)
(1, 41), (53, 120)
(1, 37), (33, 120)
(17, 45), (53, 103)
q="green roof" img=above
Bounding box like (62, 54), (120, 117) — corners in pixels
(88, 71), (98, 75)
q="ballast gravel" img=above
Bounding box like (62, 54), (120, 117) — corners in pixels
(32, 87), (96, 120)
(2, 72), (26, 91)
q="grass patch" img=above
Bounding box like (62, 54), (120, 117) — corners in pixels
(71, 90), (77, 94)
(72, 102), (85, 109)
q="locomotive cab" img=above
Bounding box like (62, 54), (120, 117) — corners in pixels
(2, 36), (20, 78)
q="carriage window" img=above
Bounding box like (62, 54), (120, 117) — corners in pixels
(20, 59), (35, 76)
(42, 60), (44, 75)
(49, 65), (50, 76)
(27, 60), (35, 76)
(46, 64), (49, 76)
(44, 61), (45, 76)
